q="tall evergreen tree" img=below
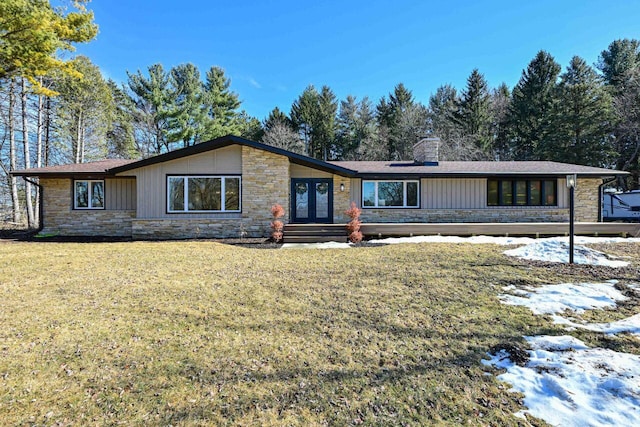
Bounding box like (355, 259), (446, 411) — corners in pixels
(598, 39), (640, 187)
(290, 85), (319, 156)
(126, 64), (174, 156)
(428, 84), (460, 143)
(202, 66), (242, 139)
(106, 80), (137, 158)
(490, 83), (512, 160)
(336, 95), (376, 160)
(508, 51), (561, 160)
(263, 107), (290, 132)
(454, 69), (493, 153)
(376, 83), (425, 160)
(315, 85), (338, 160)
(550, 56), (614, 166)
(167, 63), (208, 148)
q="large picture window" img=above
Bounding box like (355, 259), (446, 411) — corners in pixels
(74, 180), (104, 209)
(487, 179), (557, 206)
(167, 176), (241, 213)
(362, 180), (419, 208)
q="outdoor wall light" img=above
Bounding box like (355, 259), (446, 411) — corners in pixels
(340, 183), (345, 192)
(566, 174), (577, 264)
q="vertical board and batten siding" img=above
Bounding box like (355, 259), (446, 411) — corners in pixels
(350, 177), (568, 210)
(290, 164), (333, 178)
(105, 178), (136, 210)
(121, 145), (242, 219)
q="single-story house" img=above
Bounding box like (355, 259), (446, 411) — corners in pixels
(11, 135), (627, 239)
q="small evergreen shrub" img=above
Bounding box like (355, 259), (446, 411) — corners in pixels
(345, 201), (363, 243)
(270, 204), (285, 242)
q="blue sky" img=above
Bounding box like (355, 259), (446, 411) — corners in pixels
(67, 0), (640, 120)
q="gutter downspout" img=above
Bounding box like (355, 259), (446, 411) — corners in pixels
(22, 176), (43, 233)
(598, 177), (617, 223)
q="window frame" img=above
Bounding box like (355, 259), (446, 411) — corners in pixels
(73, 179), (105, 210)
(362, 180), (420, 208)
(166, 174), (242, 213)
(487, 178), (557, 207)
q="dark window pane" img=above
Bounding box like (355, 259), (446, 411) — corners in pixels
(168, 178), (184, 211)
(75, 181), (88, 208)
(487, 180), (498, 206)
(91, 181), (104, 208)
(378, 182), (403, 206)
(528, 181), (541, 205)
(363, 182), (375, 207)
(225, 178), (240, 211)
(515, 181), (527, 205)
(406, 182), (418, 207)
(188, 177), (220, 211)
(500, 181), (513, 205)
(543, 180), (557, 206)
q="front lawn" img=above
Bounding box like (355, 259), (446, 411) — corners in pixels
(0, 240), (638, 425)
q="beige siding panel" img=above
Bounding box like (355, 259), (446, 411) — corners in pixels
(424, 178), (486, 209)
(123, 145), (242, 218)
(350, 178), (362, 206)
(557, 179), (568, 209)
(105, 178), (136, 210)
(290, 164), (333, 178)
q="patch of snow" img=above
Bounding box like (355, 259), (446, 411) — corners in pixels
(499, 282), (627, 315)
(483, 335), (640, 427)
(559, 313), (640, 337)
(504, 240), (629, 267)
(367, 234), (640, 247)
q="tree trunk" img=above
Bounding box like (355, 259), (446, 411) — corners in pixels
(21, 78), (35, 228)
(44, 96), (51, 166)
(8, 78), (21, 223)
(34, 79), (44, 225)
(75, 111), (82, 163)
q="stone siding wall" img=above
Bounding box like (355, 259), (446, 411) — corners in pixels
(333, 175), (351, 223)
(132, 219), (246, 239)
(40, 178), (134, 236)
(360, 207), (569, 223)
(574, 178), (601, 222)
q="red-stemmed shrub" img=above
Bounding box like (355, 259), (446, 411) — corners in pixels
(345, 201), (363, 243)
(270, 204), (285, 242)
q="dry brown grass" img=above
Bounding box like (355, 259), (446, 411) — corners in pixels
(0, 240), (638, 426)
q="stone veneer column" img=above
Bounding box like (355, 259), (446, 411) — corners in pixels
(241, 146), (290, 237)
(332, 175), (351, 223)
(574, 178), (602, 222)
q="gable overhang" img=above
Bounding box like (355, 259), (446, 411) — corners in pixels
(108, 135), (357, 177)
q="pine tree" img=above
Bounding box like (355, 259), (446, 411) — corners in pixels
(168, 63), (207, 148)
(263, 107), (290, 131)
(336, 95), (375, 160)
(202, 66), (242, 139)
(126, 64), (174, 156)
(290, 85), (319, 156)
(376, 83), (425, 160)
(508, 51), (561, 160)
(491, 83), (512, 160)
(550, 56), (614, 166)
(455, 69), (493, 153)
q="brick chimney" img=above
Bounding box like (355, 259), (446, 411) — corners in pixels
(413, 137), (440, 165)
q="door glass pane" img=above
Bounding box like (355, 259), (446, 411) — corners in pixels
(91, 181), (104, 208)
(225, 177), (240, 211)
(406, 182), (418, 207)
(363, 182), (375, 207)
(295, 182), (309, 218)
(316, 182), (329, 218)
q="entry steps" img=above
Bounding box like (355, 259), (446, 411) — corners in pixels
(283, 224), (348, 243)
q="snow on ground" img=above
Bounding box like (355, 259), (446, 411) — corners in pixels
(499, 280), (627, 315)
(281, 241), (351, 249)
(503, 240), (630, 267)
(483, 335), (640, 427)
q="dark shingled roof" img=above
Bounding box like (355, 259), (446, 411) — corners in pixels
(11, 159), (135, 176)
(10, 134), (626, 179)
(329, 160), (627, 177)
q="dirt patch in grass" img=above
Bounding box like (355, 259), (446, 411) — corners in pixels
(1, 241), (636, 425)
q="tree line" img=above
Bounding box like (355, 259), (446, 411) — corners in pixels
(1, 1), (639, 227)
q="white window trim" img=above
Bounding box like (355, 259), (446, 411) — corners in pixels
(74, 179), (105, 210)
(167, 175), (242, 213)
(362, 180), (420, 208)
